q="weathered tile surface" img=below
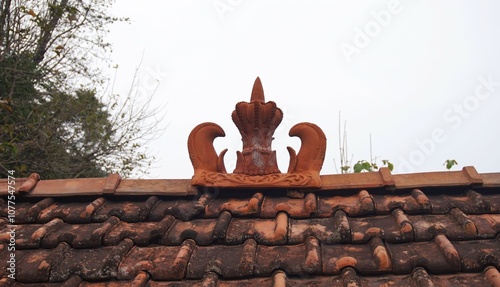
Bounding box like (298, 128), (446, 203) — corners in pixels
(2, 170), (500, 285)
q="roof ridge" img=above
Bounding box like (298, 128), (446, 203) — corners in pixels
(2, 166), (500, 197)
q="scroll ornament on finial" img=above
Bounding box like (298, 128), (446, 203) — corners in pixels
(188, 77), (326, 188)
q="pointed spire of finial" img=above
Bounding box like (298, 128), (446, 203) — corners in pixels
(251, 77), (265, 102)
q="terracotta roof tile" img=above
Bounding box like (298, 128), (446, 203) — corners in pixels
(0, 244), (19, 278)
(10, 275), (82, 286)
(149, 192), (212, 221)
(163, 218), (220, 246)
(41, 217), (120, 248)
(372, 189), (431, 214)
(488, 194), (500, 213)
(118, 240), (195, 280)
(261, 193), (317, 218)
(7, 218), (63, 249)
(454, 238), (500, 271)
(3, 168), (500, 285)
(162, 211), (231, 245)
(205, 192), (263, 218)
(322, 236), (392, 274)
(38, 198), (105, 224)
(14, 243), (69, 283)
(92, 196), (159, 223)
(318, 190), (375, 217)
(80, 272), (149, 287)
(288, 210), (350, 244)
(427, 190), (492, 214)
(225, 212), (287, 245)
(388, 234), (462, 274)
(186, 239), (257, 279)
(105, 215), (174, 246)
(50, 239), (133, 282)
(471, 214), (500, 238)
(0, 198), (54, 224)
(254, 238), (322, 276)
(349, 209), (414, 243)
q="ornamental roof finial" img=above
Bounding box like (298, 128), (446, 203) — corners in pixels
(251, 77), (265, 102)
(188, 77), (326, 188)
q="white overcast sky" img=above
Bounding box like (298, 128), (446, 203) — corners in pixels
(106, 1), (500, 179)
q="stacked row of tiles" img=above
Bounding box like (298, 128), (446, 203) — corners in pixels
(1, 188), (499, 286)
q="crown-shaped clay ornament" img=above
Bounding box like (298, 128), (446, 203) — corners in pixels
(188, 77), (326, 188)
(232, 77), (282, 175)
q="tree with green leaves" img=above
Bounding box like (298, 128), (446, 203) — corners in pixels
(0, 0), (163, 179)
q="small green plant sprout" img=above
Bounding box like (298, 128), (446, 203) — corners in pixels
(352, 133), (394, 173)
(353, 160), (373, 173)
(444, 159), (458, 170)
(382, 159), (394, 171)
(353, 159), (394, 173)
(334, 115), (395, 174)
